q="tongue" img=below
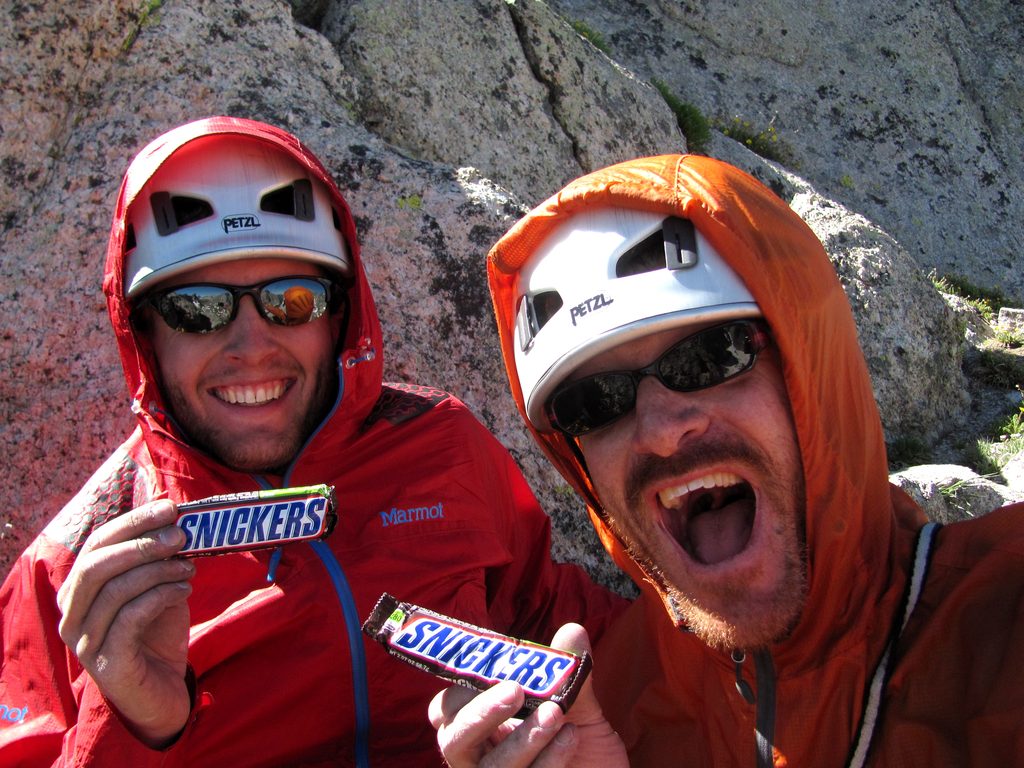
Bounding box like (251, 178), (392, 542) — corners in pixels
(687, 497), (754, 564)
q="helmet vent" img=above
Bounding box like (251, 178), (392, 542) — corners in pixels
(516, 290), (563, 351)
(533, 290), (563, 330)
(615, 230), (665, 278)
(615, 217), (698, 277)
(150, 191), (214, 235)
(260, 179), (315, 221)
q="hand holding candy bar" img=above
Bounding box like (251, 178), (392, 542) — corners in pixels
(56, 499), (195, 748)
(428, 623), (628, 768)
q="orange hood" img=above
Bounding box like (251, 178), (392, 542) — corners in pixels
(487, 155), (924, 660)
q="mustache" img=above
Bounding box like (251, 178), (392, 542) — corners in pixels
(624, 437), (770, 506)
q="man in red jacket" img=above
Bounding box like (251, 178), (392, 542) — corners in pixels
(431, 155), (1024, 766)
(0, 117), (625, 766)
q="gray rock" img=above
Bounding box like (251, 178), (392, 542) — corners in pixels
(998, 307), (1024, 335)
(1003, 453), (1024, 494)
(319, 0), (682, 206)
(890, 465), (1024, 524)
(544, 0), (1024, 297)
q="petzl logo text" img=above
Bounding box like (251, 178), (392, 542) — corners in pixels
(222, 213), (261, 233)
(380, 502), (444, 527)
(569, 293), (613, 326)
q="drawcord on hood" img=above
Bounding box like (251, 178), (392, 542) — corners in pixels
(846, 521), (939, 768)
(732, 649), (777, 768)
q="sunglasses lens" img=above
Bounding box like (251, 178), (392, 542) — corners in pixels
(549, 374), (636, 437)
(547, 322), (765, 436)
(659, 323), (757, 390)
(155, 286), (234, 333)
(150, 277), (336, 333)
(258, 278), (330, 326)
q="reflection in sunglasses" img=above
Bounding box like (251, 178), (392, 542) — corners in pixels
(143, 276), (338, 334)
(547, 321), (770, 436)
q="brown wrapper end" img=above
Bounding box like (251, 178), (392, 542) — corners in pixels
(361, 592), (592, 717)
(175, 484), (337, 556)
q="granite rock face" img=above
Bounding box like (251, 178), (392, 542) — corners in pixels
(0, 0), (1018, 582)
(544, 0), (1024, 296)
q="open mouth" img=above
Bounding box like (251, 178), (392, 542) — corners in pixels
(657, 472), (756, 565)
(212, 379), (289, 406)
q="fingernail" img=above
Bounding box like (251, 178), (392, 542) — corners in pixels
(535, 702), (562, 731)
(494, 680), (523, 705)
(160, 526), (184, 546)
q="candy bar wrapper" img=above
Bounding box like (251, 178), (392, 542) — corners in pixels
(175, 484), (337, 556)
(362, 592), (591, 715)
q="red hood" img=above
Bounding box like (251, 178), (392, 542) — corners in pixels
(487, 155), (926, 663)
(103, 117), (383, 496)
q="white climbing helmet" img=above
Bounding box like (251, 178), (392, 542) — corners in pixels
(124, 134), (351, 297)
(513, 207), (761, 431)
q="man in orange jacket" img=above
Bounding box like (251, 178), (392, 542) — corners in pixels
(431, 155), (1024, 766)
(0, 117), (625, 766)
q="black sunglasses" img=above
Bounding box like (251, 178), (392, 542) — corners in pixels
(546, 320), (771, 437)
(142, 276), (343, 334)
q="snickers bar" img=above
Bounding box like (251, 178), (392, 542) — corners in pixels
(175, 484), (337, 556)
(362, 593), (591, 714)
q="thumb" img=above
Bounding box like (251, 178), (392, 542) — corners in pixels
(547, 623), (605, 726)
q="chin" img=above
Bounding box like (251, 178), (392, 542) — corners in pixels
(652, 558), (806, 651)
(207, 437), (302, 475)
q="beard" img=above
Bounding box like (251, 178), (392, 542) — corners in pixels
(161, 359), (340, 476)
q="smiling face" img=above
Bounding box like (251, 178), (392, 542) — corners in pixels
(144, 258), (344, 475)
(576, 321), (807, 651)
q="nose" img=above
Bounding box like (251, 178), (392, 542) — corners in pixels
(630, 376), (711, 457)
(222, 295), (278, 358)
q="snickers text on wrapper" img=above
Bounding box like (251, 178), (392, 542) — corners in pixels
(362, 593), (591, 715)
(175, 484), (337, 556)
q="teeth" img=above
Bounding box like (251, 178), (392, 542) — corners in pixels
(658, 472), (743, 509)
(215, 381), (285, 405)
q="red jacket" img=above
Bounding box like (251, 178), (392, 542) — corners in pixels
(0, 118), (625, 767)
(486, 154), (1024, 766)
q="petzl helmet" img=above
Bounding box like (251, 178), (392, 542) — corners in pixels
(124, 134), (351, 297)
(513, 207), (760, 431)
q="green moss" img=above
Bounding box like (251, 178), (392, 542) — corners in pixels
(887, 434), (932, 470)
(650, 78), (710, 154)
(121, 0), (163, 52)
(975, 348), (1024, 389)
(570, 20), (611, 55)
(714, 116), (792, 165)
(931, 272), (1015, 318)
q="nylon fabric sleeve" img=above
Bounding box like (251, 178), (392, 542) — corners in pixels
(469, 421), (629, 645)
(0, 538), (193, 767)
(0, 536), (198, 767)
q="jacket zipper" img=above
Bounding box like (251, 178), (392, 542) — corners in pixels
(733, 649), (777, 768)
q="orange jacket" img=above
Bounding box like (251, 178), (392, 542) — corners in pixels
(487, 155), (1024, 766)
